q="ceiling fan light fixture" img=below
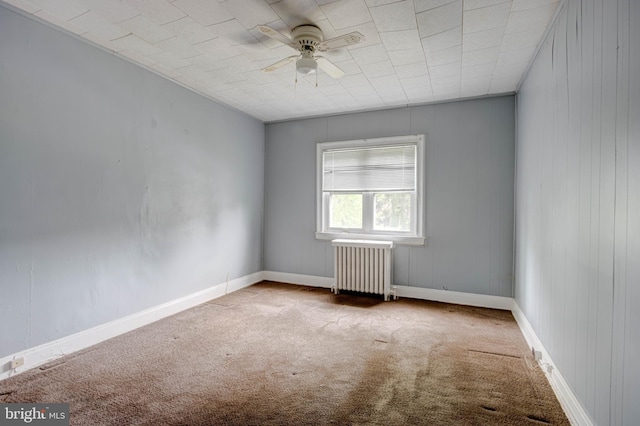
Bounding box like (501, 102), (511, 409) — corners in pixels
(296, 57), (317, 75)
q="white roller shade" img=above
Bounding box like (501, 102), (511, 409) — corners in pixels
(323, 144), (416, 192)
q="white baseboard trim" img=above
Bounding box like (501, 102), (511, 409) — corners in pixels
(0, 272), (263, 381)
(262, 272), (514, 311)
(262, 271), (333, 288)
(394, 285), (514, 310)
(511, 302), (593, 426)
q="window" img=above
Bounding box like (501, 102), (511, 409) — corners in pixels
(316, 135), (425, 245)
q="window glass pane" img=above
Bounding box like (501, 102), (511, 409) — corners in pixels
(329, 193), (362, 229)
(374, 193), (411, 232)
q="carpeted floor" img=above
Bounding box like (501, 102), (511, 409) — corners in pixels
(0, 281), (569, 425)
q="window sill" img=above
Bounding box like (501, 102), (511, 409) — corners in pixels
(315, 232), (427, 246)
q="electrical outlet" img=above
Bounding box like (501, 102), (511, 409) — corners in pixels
(10, 357), (24, 369)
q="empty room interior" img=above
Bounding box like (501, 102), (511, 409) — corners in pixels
(0, 0), (638, 425)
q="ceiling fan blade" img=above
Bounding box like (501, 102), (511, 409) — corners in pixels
(262, 55), (299, 73)
(256, 25), (297, 49)
(315, 56), (345, 79)
(317, 31), (365, 51)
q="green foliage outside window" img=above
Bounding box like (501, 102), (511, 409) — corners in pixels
(329, 194), (362, 229)
(374, 193), (411, 232)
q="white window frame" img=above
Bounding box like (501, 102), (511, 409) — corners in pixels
(316, 135), (426, 246)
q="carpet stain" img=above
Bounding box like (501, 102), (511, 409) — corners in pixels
(468, 348), (522, 359)
(330, 351), (394, 424)
(527, 414), (552, 423)
(38, 359), (66, 370)
(0, 390), (15, 402)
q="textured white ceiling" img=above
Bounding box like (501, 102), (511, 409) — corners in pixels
(1, 0), (560, 122)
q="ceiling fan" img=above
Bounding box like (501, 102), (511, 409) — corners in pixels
(257, 24), (365, 79)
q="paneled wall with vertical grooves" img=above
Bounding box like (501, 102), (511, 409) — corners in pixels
(515, 0), (639, 424)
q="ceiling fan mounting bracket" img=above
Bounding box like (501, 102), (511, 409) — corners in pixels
(291, 25), (323, 51)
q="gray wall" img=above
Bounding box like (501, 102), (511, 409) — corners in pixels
(0, 6), (264, 358)
(265, 96), (515, 297)
(514, 0), (639, 424)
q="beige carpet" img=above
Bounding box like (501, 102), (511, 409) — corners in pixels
(1, 282), (569, 425)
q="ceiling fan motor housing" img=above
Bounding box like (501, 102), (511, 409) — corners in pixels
(291, 25), (323, 48)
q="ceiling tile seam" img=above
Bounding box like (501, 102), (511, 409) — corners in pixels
(351, 59), (393, 74)
(117, 14), (142, 26)
(67, 8), (90, 22)
(417, 0), (460, 13)
(368, 2), (419, 33)
(429, 41), (463, 54)
(205, 17), (235, 29)
(120, 25), (176, 45)
(371, 77), (411, 104)
(484, 0), (514, 89)
(158, 14), (185, 27)
(463, 0), (512, 13)
(150, 2), (187, 25)
(419, 28), (452, 96)
(378, 28), (419, 34)
(510, 0), (561, 13)
(110, 32), (134, 42)
(192, 36), (219, 46)
(462, 25), (507, 36)
(419, 63), (435, 98)
(419, 25), (461, 40)
(410, 0), (420, 34)
(324, 3), (374, 31)
(371, 0), (407, 7)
